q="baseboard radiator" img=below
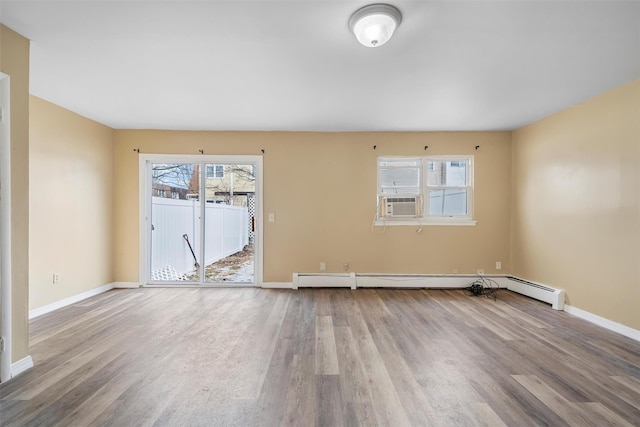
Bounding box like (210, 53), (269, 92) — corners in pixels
(292, 273), (500, 290)
(356, 274), (506, 289)
(292, 273), (565, 311)
(504, 277), (565, 310)
(293, 273), (356, 290)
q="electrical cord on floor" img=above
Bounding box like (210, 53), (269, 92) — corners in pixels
(464, 275), (499, 301)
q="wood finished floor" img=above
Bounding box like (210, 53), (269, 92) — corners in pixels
(1, 288), (639, 426)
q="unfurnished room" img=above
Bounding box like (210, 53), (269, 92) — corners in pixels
(0, 1), (639, 425)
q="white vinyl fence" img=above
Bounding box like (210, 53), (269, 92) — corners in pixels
(151, 197), (248, 279)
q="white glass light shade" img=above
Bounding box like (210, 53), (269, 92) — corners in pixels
(349, 4), (402, 48)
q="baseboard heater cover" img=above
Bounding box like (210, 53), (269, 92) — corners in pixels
(291, 273), (564, 310)
(293, 273), (356, 289)
(506, 277), (565, 310)
(356, 274), (509, 289)
(292, 273), (509, 290)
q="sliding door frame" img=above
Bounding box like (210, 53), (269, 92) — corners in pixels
(138, 154), (263, 287)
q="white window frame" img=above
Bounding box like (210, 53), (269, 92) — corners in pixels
(375, 155), (476, 226)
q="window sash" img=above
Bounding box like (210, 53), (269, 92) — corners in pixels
(378, 157), (422, 196)
(426, 159), (470, 187)
(423, 156), (471, 218)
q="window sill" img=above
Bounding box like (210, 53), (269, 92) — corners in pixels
(374, 219), (477, 227)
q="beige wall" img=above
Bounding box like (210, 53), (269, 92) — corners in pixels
(29, 96), (115, 310)
(114, 131), (512, 283)
(0, 25), (30, 363)
(512, 79), (640, 330)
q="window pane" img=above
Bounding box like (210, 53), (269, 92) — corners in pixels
(380, 167), (420, 194)
(428, 189), (467, 216)
(427, 160), (467, 186)
(150, 163), (200, 282)
(203, 164), (255, 284)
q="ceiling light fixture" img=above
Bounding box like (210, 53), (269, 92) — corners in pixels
(349, 3), (402, 48)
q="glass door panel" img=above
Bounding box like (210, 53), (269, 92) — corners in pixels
(203, 163), (255, 284)
(150, 162), (200, 283)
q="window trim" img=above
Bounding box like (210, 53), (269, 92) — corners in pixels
(375, 155), (476, 226)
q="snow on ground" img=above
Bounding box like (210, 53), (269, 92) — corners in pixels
(210, 259), (254, 283)
(157, 245), (254, 283)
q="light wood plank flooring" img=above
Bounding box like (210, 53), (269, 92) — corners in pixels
(1, 288), (639, 426)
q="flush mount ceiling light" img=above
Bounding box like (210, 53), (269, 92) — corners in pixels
(349, 3), (402, 48)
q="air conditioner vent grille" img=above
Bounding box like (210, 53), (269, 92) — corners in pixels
(380, 195), (421, 218)
(386, 197), (415, 203)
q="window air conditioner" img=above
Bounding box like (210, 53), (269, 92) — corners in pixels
(381, 196), (420, 218)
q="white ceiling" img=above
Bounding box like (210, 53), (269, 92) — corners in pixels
(1, 1), (639, 131)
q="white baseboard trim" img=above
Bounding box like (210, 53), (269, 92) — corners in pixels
(11, 355), (33, 378)
(113, 282), (140, 289)
(564, 305), (640, 342)
(29, 283), (115, 319)
(261, 282), (294, 289)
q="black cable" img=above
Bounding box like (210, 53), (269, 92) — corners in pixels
(464, 275), (499, 301)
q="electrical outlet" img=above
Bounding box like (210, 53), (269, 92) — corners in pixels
(320, 262), (326, 271)
(476, 269), (484, 275)
(343, 262), (350, 272)
(496, 261), (502, 270)
(53, 273), (60, 284)
(268, 213), (275, 223)
(453, 268), (459, 274)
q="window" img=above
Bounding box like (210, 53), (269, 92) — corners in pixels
(206, 164), (224, 178)
(377, 156), (474, 225)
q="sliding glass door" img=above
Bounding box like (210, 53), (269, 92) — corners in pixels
(143, 156), (261, 286)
